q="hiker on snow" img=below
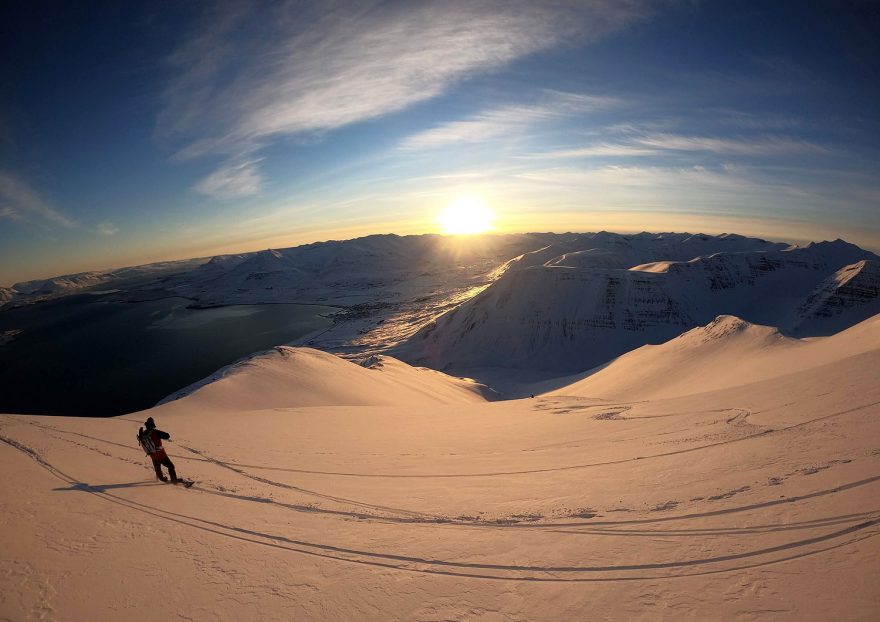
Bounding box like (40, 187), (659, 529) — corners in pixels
(137, 417), (179, 483)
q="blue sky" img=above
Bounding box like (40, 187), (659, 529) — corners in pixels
(1, 0), (879, 285)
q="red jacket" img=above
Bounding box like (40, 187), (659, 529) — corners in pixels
(139, 428), (170, 460)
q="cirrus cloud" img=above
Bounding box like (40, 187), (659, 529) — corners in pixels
(0, 172), (74, 228)
(158, 1), (665, 192)
(195, 159), (265, 199)
(398, 92), (620, 151)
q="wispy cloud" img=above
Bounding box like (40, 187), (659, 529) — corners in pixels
(0, 172), (74, 228)
(526, 144), (660, 159)
(97, 221), (119, 236)
(516, 164), (748, 190)
(158, 1), (658, 188)
(713, 110), (802, 130)
(529, 132), (827, 161)
(632, 133), (828, 156)
(195, 159), (264, 199)
(399, 93), (618, 151)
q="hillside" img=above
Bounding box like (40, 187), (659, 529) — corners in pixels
(550, 313), (880, 400)
(0, 286), (14, 307)
(795, 259), (880, 335)
(397, 238), (880, 373)
(157, 345), (494, 411)
(2, 313), (878, 620)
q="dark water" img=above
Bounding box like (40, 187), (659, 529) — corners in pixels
(0, 295), (337, 417)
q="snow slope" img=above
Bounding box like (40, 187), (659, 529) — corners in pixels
(169, 233), (556, 308)
(551, 313), (880, 401)
(0, 286), (14, 306)
(507, 231), (787, 273)
(7, 232), (869, 361)
(397, 238), (880, 373)
(6, 258), (209, 307)
(795, 259), (880, 335)
(1, 315), (879, 620)
(11, 271), (109, 295)
(157, 346), (494, 411)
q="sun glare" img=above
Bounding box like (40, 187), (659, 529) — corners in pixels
(437, 197), (494, 235)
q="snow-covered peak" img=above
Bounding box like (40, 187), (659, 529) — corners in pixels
(397, 237), (879, 374)
(794, 259), (880, 335)
(156, 346), (493, 412)
(502, 231), (786, 276)
(552, 311), (880, 401)
(678, 314), (784, 345)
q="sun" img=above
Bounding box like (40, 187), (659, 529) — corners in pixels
(437, 196), (494, 235)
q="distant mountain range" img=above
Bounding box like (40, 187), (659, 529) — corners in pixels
(393, 233), (880, 373)
(4, 232), (879, 378)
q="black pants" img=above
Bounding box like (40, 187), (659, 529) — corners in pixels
(151, 455), (177, 481)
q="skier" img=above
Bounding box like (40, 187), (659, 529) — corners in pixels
(137, 417), (179, 483)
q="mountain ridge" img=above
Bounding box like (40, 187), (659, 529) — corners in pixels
(395, 234), (880, 373)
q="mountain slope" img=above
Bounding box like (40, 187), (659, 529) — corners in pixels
(2, 311), (879, 620)
(0, 287), (14, 306)
(170, 233), (558, 307)
(794, 259), (880, 335)
(397, 238), (880, 373)
(157, 346), (493, 412)
(550, 313), (880, 400)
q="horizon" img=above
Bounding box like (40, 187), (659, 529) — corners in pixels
(5, 227), (879, 289)
(2, 1), (879, 285)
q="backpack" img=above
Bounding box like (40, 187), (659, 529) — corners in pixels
(137, 427), (157, 455)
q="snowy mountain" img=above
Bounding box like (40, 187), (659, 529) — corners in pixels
(6, 258), (209, 306)
(159, 233), (564, 353)
(553, 313), (880, 400)
(396, 236), (880, 373)
(266, 231), (835, 356)
(12, 271), (109, 295)
(506, 231), (787, 273)
(4, 231), (878, 372)
(158, 345), (494, 409)
(169, 233), (556, 307)
(2, 311), (878, 620)
(2, 231), (879, 620)
(0, 286), (14, 306)
(794, 259), (880, 335)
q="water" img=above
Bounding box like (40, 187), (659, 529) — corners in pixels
(0, 295), (337, 417)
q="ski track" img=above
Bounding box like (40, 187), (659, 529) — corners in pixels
(24, 418), (880, 533)
(23, 399), (878, 479)
(2, 432), (880, 584)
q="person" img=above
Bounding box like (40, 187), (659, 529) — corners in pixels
(137, 417), (179, 483)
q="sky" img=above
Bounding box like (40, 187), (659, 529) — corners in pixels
(1, 0), (879, 286)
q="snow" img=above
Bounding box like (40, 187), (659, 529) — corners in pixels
(2, 232), (880, 619)
(2, 311), (879, 620)
(550, 313), (880, 401)
(795, 259), (880, 335)
(157, 346), (495, 410)
(0, 286), (14, 308)
(5, 258), (209, 307)
(396, 238), (880, 374)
